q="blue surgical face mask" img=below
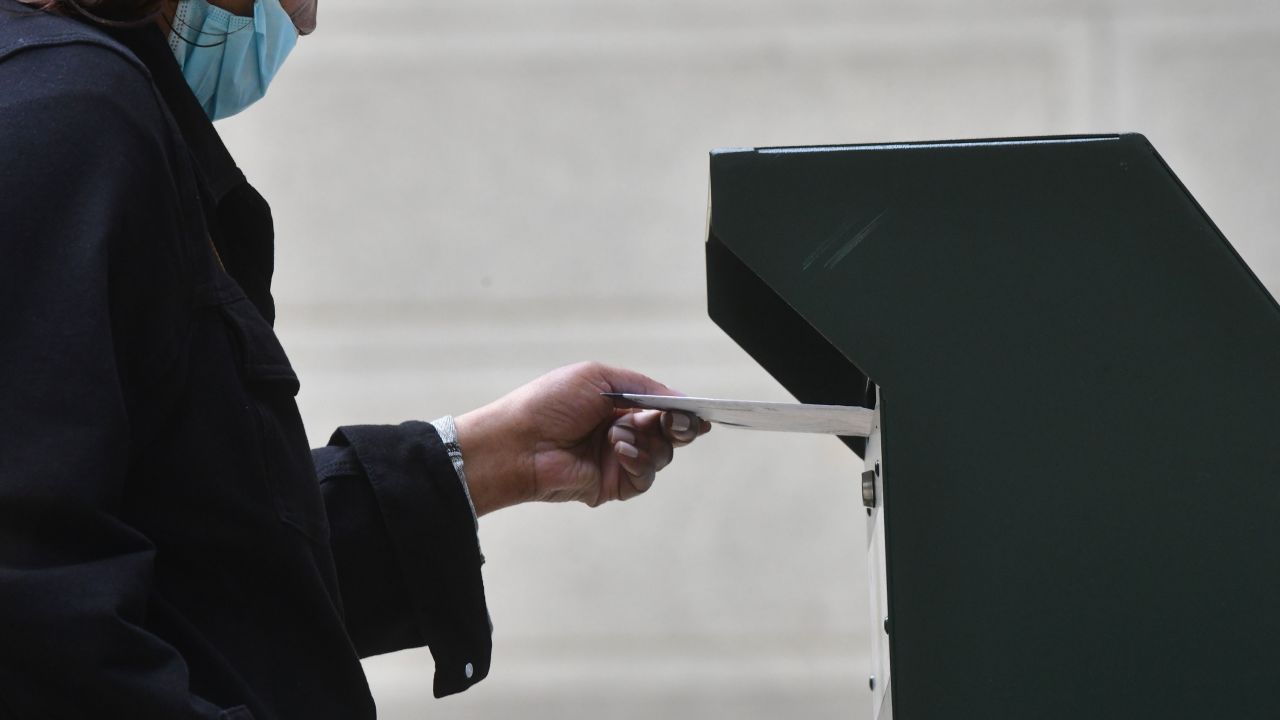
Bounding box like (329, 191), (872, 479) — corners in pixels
(168, 0), (299, 121)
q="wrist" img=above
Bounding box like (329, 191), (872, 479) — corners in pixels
(454, 403), (535, 516)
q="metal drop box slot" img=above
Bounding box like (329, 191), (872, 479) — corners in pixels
(705, 135), (1280, 719)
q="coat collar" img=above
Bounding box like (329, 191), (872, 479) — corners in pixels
(109, 24), (246, 204)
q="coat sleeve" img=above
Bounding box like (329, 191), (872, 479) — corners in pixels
(312, 422), (493, 698)
(0, 42), (231, 719)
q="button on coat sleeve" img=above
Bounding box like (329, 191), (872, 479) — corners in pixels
(314, 422), (493, 698)
(0, 42), (231, 720)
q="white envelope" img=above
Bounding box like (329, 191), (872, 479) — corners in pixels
(602, 393), (874, 437)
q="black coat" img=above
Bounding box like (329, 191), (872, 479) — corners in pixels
(0, 4), (491, 718)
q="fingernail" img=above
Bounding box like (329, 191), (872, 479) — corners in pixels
(616, 441), (640, 459)
(611, 427), (637, 447)
(671, 413), (691, 433)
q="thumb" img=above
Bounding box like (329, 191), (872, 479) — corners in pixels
(591, 363), (682, 398)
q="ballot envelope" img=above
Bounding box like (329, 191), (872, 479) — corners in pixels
(704, 135), (1280, 719)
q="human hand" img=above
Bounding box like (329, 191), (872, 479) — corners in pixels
(454, 362), (711, 515)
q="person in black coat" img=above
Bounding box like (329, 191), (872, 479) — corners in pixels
(0, 1), (709, 718)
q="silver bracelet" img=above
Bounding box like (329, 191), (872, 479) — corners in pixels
(430, 415), (479, 532)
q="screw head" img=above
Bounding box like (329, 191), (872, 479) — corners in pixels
(869, 675), (876, 691)
(861, 470), (877, 508)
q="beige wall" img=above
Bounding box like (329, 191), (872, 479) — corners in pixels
(217, 1), (1280, 717)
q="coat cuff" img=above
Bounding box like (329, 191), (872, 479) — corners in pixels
(330, 421), (492, 697)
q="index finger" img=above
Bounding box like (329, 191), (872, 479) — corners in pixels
(661, 411), (712, 447)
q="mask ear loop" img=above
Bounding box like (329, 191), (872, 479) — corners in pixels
(165, 9), (229, 48)
(165, 1), (254, 49)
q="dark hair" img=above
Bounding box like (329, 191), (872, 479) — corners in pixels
(17, 0), (163, 26)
